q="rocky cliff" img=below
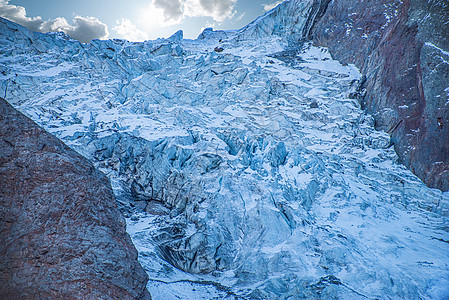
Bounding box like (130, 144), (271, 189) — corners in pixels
(309, 0), (449, 191)
(0, 98), (149, 299)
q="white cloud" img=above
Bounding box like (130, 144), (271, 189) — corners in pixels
(185, 0), (237, 22)
(262, 0), (284, 12)
(236, 12), (246, 21)
(0, 0), (109, 43)
(154, 0), (184, 22)
(139, 0), (184, 29)
(113, 18), (149, 42)
(140, 0), (237, 29)
(0, 0), (43, 31)
(42, 16), (109, 43)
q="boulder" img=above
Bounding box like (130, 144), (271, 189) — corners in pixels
(0, 98), (149, 299)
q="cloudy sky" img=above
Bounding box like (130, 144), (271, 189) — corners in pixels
(0, 0), (284, 43)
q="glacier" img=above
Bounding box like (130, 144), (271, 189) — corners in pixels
(1, 1), (449, 298)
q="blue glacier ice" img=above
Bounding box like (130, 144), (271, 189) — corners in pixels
(0, 1), (448, 298)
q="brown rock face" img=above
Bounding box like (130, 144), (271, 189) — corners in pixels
(0, 98), (149, 299)
(310, 0), (449, 191)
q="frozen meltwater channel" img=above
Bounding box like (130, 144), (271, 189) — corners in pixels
(0, 16), (448, 299)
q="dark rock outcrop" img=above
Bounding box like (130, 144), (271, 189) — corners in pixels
(309, 0), (449, 191)
(0, 98), (149, 299)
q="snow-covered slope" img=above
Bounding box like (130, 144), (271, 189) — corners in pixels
(1, 5), (449, 299)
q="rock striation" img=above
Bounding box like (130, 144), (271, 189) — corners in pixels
(0, 98), (149, 299)
(309, 0), (449, 191)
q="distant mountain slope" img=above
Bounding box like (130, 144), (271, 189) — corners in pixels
(0, 97), (149, 299)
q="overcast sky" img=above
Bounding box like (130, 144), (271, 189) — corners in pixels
(0, 0), (284, 43)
